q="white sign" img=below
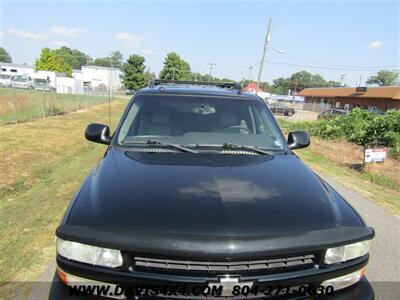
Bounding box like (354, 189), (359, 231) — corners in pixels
(364, 147), (387, 163)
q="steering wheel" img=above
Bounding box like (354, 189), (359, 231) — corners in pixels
(222, 125), (252, 134)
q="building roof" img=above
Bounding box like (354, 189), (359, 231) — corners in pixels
(298, 87), (400, 100)
(243, 82), (264, 92)
(81, 65), (121, 71)
(0, 62), (35, 69)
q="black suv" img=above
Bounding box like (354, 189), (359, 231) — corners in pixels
(50, 80), (374, 299)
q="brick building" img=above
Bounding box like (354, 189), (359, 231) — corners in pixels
(298, 87), (400, 112)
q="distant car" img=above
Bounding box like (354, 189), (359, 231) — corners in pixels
(11, 75), (34, 89)
(318, 108), (348, 119)
(0, 73), (12, 87)
(125, 89), (135, 95)
(33, 78), (51, 91)
(367, 107), (384, 115)
(268, 102), (295, 116)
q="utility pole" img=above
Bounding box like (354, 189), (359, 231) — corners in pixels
(357, 76), (362, 87)
(248, 66), (253, 85)
(256, 17), (272, 94)
(292, 79), (298, 102)
(208, 63), (216, 83)
(339, 74), (346, 87)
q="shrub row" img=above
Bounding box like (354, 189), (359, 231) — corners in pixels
(278, 108), (400, 157)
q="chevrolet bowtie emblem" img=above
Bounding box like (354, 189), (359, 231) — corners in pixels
(208, 275), (253, 297)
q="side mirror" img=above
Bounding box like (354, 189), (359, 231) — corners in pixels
(85, 123), (111, 145)
(288, 131), (310, 150)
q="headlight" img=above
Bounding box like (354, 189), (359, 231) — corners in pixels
(325, 240), (370, 265)
(56, 238), (123, 268)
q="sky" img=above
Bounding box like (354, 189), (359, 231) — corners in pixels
(0, 0), (399, 86)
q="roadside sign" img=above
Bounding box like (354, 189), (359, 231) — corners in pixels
(364, 147), (387, 163)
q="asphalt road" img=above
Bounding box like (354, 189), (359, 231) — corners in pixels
(26, 174), (400, 299)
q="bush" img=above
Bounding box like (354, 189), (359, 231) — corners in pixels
(278, 108), (400, 157)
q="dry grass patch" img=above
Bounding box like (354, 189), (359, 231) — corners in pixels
(294, 138), (400, 215)
(0, 99), (127, 298)
(0, 100), (126, 193)
(308, 138), (400, 190)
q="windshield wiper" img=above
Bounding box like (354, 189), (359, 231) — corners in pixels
(121, 139), (199, 153)
(221, 143), (275, 156)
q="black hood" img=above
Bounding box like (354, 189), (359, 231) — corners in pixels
(66, 148), (364, 238)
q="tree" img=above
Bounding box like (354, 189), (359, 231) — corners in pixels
(145, 68), (156, 81)
(159, 52), (191, 80)
(92, 57), (112, 67)
(53, 46), (91, 69)
(122, 54), (147, 90)
(272, 77), (292, 94)
(367, 70), (399, 86)
(71, 48), (92, 67)
(0, 47), (12, 63)
(270, 71), (342, 94)
(35, 47), (72, 76)
(91, 51), (123, 68)
(109, 51), (123, 68)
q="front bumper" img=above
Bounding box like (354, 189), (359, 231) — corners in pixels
(50, 254), (372, 300)
(49, 272), (374, 300)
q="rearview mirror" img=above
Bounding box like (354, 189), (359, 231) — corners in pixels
(288, 131), (310, 150)
(85, 123), (111, 145)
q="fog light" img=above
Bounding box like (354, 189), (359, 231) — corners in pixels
(321, 267), (366, 291)
(57, 267), (124, 299)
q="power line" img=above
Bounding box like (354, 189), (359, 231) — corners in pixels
(238, 61), (262, 76)
(271, 48), (399, 69)
(266, 61), (400, 72)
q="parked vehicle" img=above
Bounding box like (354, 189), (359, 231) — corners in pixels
(125, 89), (135, 95)
(50, 80), (374, 299)
(33, 78), (51, 91)
(0, 73), (13, 87)
(268, 102), (295, 116)
(367, 107), (384, 115)
(10, 75), (34, 89)
(318, 108), (348, 119)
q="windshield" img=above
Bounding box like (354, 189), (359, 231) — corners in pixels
(34, 78), (47, 84)
(12, 75), (29, 82)
(117, 94), (286, 151)
(0, 74), (11, 79)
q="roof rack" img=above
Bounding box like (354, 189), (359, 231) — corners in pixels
(148, 79), (242, 94)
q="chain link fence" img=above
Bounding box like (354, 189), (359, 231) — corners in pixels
(0, 87), (112, 125)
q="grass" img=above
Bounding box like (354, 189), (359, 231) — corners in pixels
(278, 118), (400, 215)
(294, 146), (400, 216)
(0, 99), (126, 298)
(0, 88), (110, 124)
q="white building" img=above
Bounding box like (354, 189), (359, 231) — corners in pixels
(0, 63), (58, 88)
(73, 66), (122, 91)
(1, 62), (122, 94)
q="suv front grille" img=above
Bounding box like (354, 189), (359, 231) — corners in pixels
(133, 254), (315, 274)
